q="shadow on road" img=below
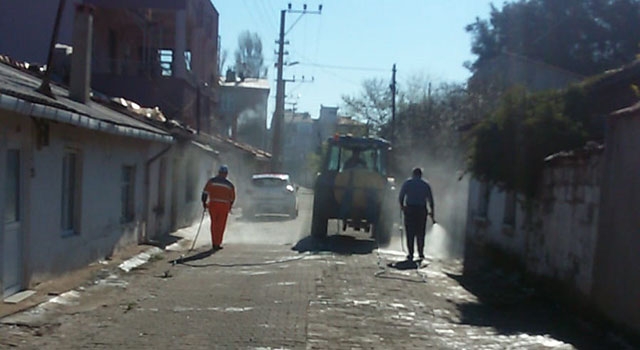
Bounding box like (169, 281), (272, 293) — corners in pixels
(168, 249), (216, 265)
(292, 234), (376, 255)
(386, 259), (420, 270)
(447, 269), (639, 350)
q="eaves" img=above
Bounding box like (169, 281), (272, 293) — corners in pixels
(0, 92), (173, 143)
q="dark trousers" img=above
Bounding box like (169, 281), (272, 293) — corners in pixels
(404, 205), (428, 259)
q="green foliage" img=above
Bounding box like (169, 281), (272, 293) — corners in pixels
(467, 0), (640, 76)
(341, 76), (478, 168)
(467, 87), (589, 197)
(341, 78), (392, 136)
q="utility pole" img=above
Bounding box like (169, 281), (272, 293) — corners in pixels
(271, 3), (322, 172)
(271, 9), (286, 172)
(390, 64), (397, 143)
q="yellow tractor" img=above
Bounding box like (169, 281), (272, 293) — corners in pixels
(311, 135), (396, 245)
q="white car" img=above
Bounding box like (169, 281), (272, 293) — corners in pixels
(243, 173), (299, 218)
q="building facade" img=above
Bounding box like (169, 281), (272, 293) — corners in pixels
(282, 110), (316, 186)
(0, 0), (220, 133)
(217, 70), (270, 150)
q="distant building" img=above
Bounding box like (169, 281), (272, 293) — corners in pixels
(337, 116), (367, 137)
(282, 110), (316, 185)
(317, 105), (338, 142)
(217, 70), (270, 150)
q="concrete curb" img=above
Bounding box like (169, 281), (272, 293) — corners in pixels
(118, 247), (164, 272)
(1, 246), (167, 324)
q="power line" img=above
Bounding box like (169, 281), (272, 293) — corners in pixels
(299, 62), (388, 72)
(241, 0), (273, 35)
(255, 0), (277, 33)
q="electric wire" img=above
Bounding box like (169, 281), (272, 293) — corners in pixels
(255, 0), (278, 34)
(285, 13), (306, 36)
(300, 62), (389, 72)
(241, 0), (273, 36)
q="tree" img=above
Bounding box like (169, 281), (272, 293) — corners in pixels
(466, 0), (640, 76)
(340, 78), (392, 137)
(394, 83), (480, 164)
(234, 31), (267, 79)
(218, 49), (228, 76)
(342, 77), (479, 168)
(466, 86), (589, 197)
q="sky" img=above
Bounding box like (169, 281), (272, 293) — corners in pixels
(212, 0), (495, 120)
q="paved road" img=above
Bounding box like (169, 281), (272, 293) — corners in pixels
(0, 189), (636, 349)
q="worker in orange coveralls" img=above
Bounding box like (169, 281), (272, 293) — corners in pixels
(201, 165), (236, 250)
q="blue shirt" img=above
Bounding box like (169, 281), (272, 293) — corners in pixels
(398, 176), (434, 211)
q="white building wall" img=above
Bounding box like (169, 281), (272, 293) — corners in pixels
(1, 107), (228, 293)
(527, 153), (602, 296)
(27, 122), (154, 283)
(465, 179), (527, 258)
(465, 149), (603, 300)
(0, 111), (34, 295)
(169, 147), (204, 230)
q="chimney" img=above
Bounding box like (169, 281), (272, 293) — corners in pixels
(225, 68), (236, 83)
(69, 4), (94, 103)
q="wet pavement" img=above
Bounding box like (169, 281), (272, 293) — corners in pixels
(0, 190), (637, 349)
(1, 238), (636, 349)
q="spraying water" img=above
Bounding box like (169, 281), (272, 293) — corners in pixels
(425, 223), (449, 259)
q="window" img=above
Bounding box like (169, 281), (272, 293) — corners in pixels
(252, 177), (287, 188)
(185, 51), (192, 72)
(61, 150), (81, 234)
(159, 49), (173, 76)
(121, 165), (136, 223)
(156, 158), (167, 214)
(326, 145), (341, 171)
(5, 149), (20, 224)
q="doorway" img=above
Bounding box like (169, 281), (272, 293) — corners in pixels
(3, 147), (23, 297)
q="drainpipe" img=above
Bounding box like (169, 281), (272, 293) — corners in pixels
(69, 4), (94, 103)
(142, 144), (173, 244)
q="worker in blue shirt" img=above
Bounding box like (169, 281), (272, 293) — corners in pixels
(398, 167), (435, 261)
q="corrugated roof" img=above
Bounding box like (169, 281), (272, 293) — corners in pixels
(202, 132), (271, 160)
(0, 61), (172, 143)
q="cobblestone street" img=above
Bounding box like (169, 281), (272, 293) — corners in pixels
(1, 192), (637, 349)
(1, 236), (635, 349)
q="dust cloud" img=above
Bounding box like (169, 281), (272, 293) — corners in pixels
(224, 190), (315, 246)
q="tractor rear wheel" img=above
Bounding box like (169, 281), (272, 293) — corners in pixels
(311, 195), (328, 239)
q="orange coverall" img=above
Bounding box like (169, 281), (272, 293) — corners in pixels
(202, 175), (236, 247)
